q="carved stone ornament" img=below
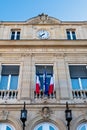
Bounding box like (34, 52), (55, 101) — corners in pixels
(41, 107), (50, 119)
(39, 13), (48, 23)
(26, 13), (61, 24)
(1, 110), (9, 120)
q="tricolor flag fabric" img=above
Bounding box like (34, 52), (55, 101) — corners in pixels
(48, 76), (54, 94)
(43, 71), (48, 95)
(35, 75), (40, 94)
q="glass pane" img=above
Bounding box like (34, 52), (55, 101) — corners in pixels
(38, 126), (42, 130)
(71, 78), (80, 90)
(81, 78), (87, 90)
(72, 31), (76, 40)
(7, 126), (11, 130)
(77, 123), (87, 130)
(0, 76), (8, 90)
(10, 76), (18, 90)
(16, 32), (20, 40)
(2, 65), (19, 75)
(67, 31), (71, 40)
(49, 126), (55, 130)
(0, 124), (13, 130)
(34, 123), (57, 130)
(17, 31), (20, 34)
(69, 65), (87, 78)
(12, 32), (15, 34)
(80, 126), (86, 130)
(11, 32), (15, 40)
(36, 65), (53, 75)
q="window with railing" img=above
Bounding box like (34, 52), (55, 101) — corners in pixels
(0, 65), (19, 99)
(66, 29), (76, 40)
(34, 65), (56, 99)
(69, 65), (87, 99)
(10, 30), (20, 40)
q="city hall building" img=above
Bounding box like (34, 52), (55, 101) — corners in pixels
(0, 13), (87, 130)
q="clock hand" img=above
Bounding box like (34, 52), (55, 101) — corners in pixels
(40, 33), (45, 37)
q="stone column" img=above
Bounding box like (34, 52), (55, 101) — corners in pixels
(53, 56), (60, 101)
(20, 53), (32, 101)
(57, 54), (69, 100)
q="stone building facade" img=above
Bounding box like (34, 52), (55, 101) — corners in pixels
(0, 13), (87, 130)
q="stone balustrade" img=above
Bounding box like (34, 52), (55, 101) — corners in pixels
(0, 90), (18, 99)
(72, 90), (87, 99)
(34, 91), (56, 99)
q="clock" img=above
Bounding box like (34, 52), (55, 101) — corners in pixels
(37, 30), (49, 39)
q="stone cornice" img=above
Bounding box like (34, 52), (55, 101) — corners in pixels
(0, 39), (87, 47)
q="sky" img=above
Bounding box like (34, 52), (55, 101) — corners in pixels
(0, 0), (87, 22)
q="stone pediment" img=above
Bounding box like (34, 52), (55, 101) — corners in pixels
(26, 13), (61, 24)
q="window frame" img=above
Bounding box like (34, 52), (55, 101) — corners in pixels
(0, 123), (15, 130)
(66, 29), (76, 40)
(0, 64), (20, 90)
(34, 122), (58, 130)
(69, 64), (87, 90)
(35, 64), (54, 94)
(77, 123), (87, 130)
(10, 29), (20, 40)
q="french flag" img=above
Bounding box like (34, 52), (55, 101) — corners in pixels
(35, 75), (40, 94)
(48, 76), (54, 94)
(43, 71), (48, 94)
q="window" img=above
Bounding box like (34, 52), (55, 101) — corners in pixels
(34, 122), (58, 130)
(69, 65), (87, 90)
(66, 30), (76, 40)
(0, 123), (14, 130)
(77, 123), (87, 130)
(36, 65), (53, 95)
(11, 30), (20, 40)
(0, 65), (19, 90)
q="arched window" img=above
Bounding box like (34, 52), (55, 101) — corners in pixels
(77, 123), (87, 130)
(34, 122), (58, 130)
(0, 123), (15, 130)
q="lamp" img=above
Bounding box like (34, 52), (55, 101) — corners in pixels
(65, 102), (72, 130)
(20, 102), (27, 130)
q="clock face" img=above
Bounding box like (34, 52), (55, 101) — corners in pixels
(37, 30), (49, 39)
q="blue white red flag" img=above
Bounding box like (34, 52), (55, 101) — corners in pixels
(48, 76), (54, 94)
(43, 71), (48, 95)
(35, 75), (40, 94)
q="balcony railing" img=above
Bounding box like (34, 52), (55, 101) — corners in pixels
(34, 91), (56, 99)
(72, 90), (87, 99)
(0, 90), (18, 99)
